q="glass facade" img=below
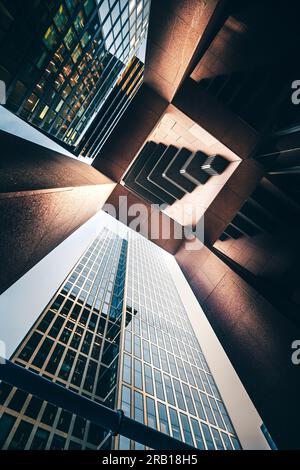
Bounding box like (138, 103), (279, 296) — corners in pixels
(77, 55), (144, 159)
(115, 233), (240, 450)
(0, 228), (127, 449)
(0, 0), (150, 157)
(0, 227), (241, 450)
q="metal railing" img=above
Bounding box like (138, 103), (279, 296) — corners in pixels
(0, 357), (195, 451)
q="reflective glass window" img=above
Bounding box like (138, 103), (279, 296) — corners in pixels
(179, 413), (194, 446)
(146, 396), (157, 429)
(157, 402), (169, 435)
(191, 418), (205, 449)
(134, 391), (144, 424)
(43, 25), (58, 50)
(169, 408), (182, 441)
(54, 5), (68, 32)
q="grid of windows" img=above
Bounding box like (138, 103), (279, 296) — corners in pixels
(0, 228), (127, 450)
(117, 233), (241, 450)
(3, 0), (151, 154)
(0, 227), (241, 451)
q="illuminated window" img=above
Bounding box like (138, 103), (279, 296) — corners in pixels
(43, 25), (58, 50)
(81, 31), (91, 48)
(39, 105), (49, 120)
(64, 27), (77, 50)
(84, 0), (95, 17)
(24, 93), (39, 113)
(65, 0), (79, 12)
(74, 11), (85, 32)
(54, 73), (65, 90)
(71, 44), (82, 63)
(34, 79), (46, 96)
(54, 44), (67, 64)
(54, 5), (68, 32)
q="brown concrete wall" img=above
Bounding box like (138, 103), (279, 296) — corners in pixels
(204, 159), (264, 245)
(0, 130), (113, 192)
(0, 131), (115, 293)
(175, 238), (300, 449)
(144, 0), (220, 102)
(174, 78), (259, 159)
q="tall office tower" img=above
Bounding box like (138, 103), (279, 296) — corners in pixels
(0, 227), (241, 450)
(0, 0), (150, 156)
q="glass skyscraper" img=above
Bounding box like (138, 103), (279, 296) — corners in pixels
(0, 0), (150, 156)
(0, 227), (241, 450)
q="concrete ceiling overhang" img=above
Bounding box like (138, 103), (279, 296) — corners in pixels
(92, 0), (265, 251)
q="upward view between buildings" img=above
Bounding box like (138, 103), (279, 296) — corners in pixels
(1, 0), (300, 451)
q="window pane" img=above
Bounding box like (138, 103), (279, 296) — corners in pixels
(146, 397), (157, 429)
(134, 359), (142, 389)
(57, 410), (72, 433)
(8, 420), (33, 450)
(134, 391), (144, 424)
(74, 11), (85, 32)
(201, 423), (215, 450)
(0, 413), (16, 447)
(43, 25), (58, 50)
(30, 427), (50, 450)
(121, 385), (131, 417)
(169, 408), (182, 441)
(8, 389), (27, 412)
(191, 418), (205, 450)
(122, 353), (131, 384)
(157, 403), (169, 435)
(54, 5), (68, 32)
(153, 369), (165, 401)
(221, 432), (233, 450)
(163, 374), (175, 406)
(144, 364), (154, 395)
(179, 413), (194, 446)
(64, 27), (77, 50)
(32, 337), (53, 368)
(231, 436), (241, 450)
(211, 427), (225, 450)
(84, 0), (95, 17)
